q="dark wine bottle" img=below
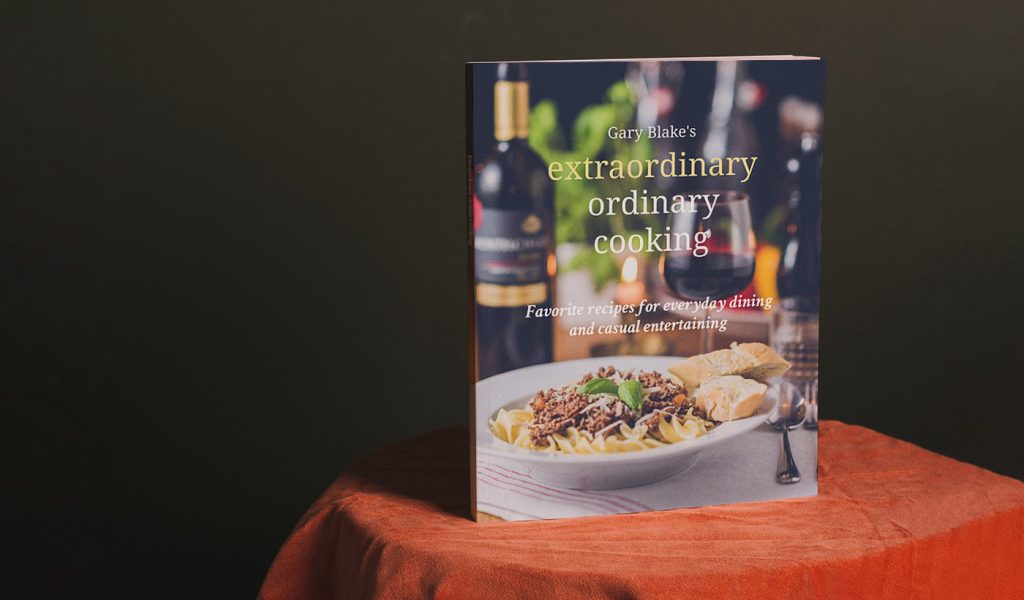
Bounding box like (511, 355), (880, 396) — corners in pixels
(695, 61), (761, 193)
(776, 125), (823, 312)
(473, 63), (554, 379)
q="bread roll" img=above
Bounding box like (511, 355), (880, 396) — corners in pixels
(694, 375), (767, 421)
(668, 342), (790, 391)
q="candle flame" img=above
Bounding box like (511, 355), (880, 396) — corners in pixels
(621, 256), (639, 283)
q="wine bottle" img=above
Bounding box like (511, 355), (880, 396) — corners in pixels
(627, 61), (687, 195)
(473, 63), (554, 379)
(776, 102), (823, 311)
(695, 61), (762, 193)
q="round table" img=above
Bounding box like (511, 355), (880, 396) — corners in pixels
(260, 421), (1024, 599)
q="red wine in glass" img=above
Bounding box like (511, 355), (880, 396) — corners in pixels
(661, 190), (755, 354)
(663, 252), (755, 300)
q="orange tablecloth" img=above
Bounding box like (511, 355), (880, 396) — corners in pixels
(260, 422), (1024, 599)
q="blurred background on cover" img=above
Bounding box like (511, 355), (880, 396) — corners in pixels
(4, 1), (1022, 597)
(472, 60), (823, 363)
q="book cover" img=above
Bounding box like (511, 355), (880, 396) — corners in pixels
(468, 57), (823, 522)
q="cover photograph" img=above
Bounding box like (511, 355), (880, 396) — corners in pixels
(467, 57), (824, 522)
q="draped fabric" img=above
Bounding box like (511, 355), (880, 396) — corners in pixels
(260, 422), (1024, 599)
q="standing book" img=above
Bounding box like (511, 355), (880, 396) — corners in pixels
(467, 56), (824, 522)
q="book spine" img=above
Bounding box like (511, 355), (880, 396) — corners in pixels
(465, 63), (478, 521)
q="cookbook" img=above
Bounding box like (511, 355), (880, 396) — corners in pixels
(467, 57), (823, 522)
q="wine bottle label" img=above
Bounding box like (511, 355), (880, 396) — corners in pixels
(475, 208), (549, 307)
(475, 282), (547, 307)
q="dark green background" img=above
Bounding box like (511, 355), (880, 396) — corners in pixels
(3, 1), (1022, 597)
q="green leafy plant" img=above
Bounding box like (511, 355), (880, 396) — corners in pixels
(529, 81), (661, 292)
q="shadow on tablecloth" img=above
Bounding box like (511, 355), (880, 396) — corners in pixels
(341, 426), (473, 520)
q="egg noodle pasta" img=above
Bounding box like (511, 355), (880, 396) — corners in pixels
(487, 366), (719, 455)
(489, 406), (711, 454)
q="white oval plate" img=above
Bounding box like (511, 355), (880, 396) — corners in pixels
(476, 356), (778, 490)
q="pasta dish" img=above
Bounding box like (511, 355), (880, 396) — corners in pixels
(489, 366), (715, 454)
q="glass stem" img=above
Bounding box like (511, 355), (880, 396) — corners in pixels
(701, 306), (715, 354)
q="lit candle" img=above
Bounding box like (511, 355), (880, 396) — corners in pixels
(615, 256), (645, 306)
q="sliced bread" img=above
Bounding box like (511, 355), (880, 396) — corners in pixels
(694, 375), (767, 421)
(668, 342), (790, 391)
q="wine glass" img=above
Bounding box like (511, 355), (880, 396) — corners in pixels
(661, 190), (755, 354)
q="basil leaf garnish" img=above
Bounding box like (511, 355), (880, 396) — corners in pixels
(617, 380), (644, 411)
(577, 378), (618, 396)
